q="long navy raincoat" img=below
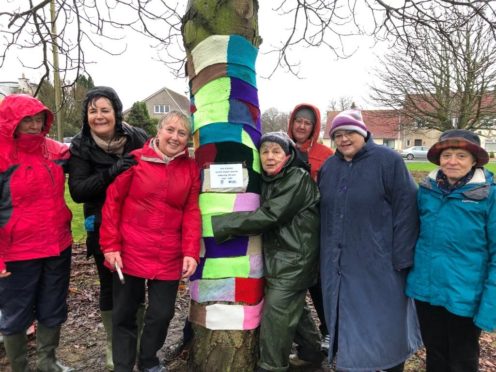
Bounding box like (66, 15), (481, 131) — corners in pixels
(318, 137), (422, 371)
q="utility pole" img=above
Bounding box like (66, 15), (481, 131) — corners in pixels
(50, 0), (63, 141)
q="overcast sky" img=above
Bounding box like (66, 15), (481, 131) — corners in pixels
(0, 3), (385, 114)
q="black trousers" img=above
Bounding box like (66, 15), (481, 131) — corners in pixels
(415, 300), (481, 372)
(87, 231), (114, 311)
(112, 273), (179, 372)
(93, 251), (114, 311)
(0, 247), (71, 335)
(308, 277), (328, 336)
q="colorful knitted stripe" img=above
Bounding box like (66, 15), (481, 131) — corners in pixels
(194, 77), (259, 110)
(192, 98), (259, 131)
(189, 299), (264, 330)
(195, 123), (260, 151)
(189, 34), (263, 330)
(199, 192), (260, 215)
(190, 254), (263, 281)
(189, 35), (257, 82)
(190, 277), (264, 305)
(188, 62), (258, 94)
(200, 236), (262, 258)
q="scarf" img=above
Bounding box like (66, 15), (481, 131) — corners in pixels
(436, 167), (475, 194)
(91, 130), (127, 155)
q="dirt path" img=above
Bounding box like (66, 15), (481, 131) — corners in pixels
(1, 243), (495, 371)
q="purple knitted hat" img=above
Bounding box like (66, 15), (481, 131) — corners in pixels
(330, 110), (368, 138)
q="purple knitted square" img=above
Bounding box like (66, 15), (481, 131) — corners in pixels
(203, 237), (249, 258)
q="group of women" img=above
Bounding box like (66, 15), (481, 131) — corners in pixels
(0, 89), (494, 372)
(0, 89), (199, 372)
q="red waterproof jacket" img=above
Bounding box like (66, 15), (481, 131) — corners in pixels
(288, 103), (334, 181)
(0, 94), (72, 271)
(100, 140), (201, 280)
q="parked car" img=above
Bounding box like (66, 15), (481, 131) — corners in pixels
(401, 146), (429, 160)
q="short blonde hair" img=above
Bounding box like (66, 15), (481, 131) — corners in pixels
(157, 111), (192, 135)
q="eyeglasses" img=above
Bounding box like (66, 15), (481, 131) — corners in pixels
(333, 130), (357, 141)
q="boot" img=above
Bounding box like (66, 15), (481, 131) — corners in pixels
(101, 310), (114, 371)
(3, 332), (29, 372)
(136, 303), (146, 356)
(36, 324), (73, 372)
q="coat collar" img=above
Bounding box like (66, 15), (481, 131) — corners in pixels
(421, 168), (492, 200)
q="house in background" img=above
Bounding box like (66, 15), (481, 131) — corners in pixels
(123, 86), (189, 119)
(0, 75), (36, 99)
(324, 110), (402, 150)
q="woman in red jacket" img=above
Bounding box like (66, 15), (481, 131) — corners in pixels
(0, 94), (73, 372)
(100, 111), (201, 372)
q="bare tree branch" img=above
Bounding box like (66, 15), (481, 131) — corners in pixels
(371, 12), (496, 132)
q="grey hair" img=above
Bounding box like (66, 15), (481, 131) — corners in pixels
(157, 111), (192, 134)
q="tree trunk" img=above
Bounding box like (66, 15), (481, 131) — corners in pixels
(182, 1), (262, 370)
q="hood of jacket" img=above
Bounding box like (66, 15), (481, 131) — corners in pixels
(81, 86), (124, 137)
(287, 103), (322, 152)
(0, 94), (53, 140)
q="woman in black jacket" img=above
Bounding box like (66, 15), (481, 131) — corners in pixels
(68, 86), (148, 370)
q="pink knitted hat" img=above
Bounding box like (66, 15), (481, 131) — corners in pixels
(330, 110), (368, 138)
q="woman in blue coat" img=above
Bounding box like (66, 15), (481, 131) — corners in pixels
(406, 129), (496, 372)
(319, 110), (421, 371)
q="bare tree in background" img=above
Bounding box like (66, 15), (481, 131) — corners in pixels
(261, 108), (289, 134)
(327, 96), (355, 111)
(1, 1), (496, 90)
(371, 12), (496, 132)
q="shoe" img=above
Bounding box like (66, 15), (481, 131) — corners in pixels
(289, 352), (324, 368)
(3, 332), (29, 372)
(36, 324), (74, 372)
(140, 364), (167, 372)
(101, 310), (114, 371)
(321, 334), (330, 355)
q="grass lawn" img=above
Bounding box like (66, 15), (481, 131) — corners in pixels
(65, 181), (86, 243)
(406, 161), (496, 173)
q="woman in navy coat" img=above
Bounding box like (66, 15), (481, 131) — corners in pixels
(319, 110), (421, 371)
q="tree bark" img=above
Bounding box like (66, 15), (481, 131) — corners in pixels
(182, 1), (262, 371)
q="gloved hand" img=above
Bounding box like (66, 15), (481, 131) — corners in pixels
(106, 154), (137, 180)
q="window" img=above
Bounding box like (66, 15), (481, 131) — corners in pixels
(414, 139), (422, 146)
(153, 104), (170, 114)
(383, 139), (395, 148)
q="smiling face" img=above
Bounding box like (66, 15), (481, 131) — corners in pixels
(334, 130), (366, 161)
(260, 142), (287, 176)
(156, 116), (189, 157)
(87, 97), (116, 140)
(439, 148), (476, 184)
(16, 112), (45, 135)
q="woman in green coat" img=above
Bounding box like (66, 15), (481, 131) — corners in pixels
(212, 131), (323, 372)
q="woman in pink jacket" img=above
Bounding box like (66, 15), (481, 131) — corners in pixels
(100, 111), (201, 372)
(0, 94), (73, 372)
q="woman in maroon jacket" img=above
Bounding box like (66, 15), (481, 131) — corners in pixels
(100, 111), (201, 372)
(0, 94), (73, 372)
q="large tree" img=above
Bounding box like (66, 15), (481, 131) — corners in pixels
(125, 101), (158, 135)
(261, 107), (289, 134)
(37, 74), (94, 137)
(371, 13), (496, 131)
